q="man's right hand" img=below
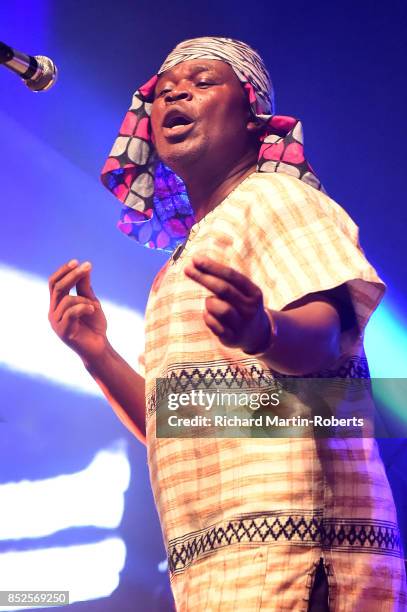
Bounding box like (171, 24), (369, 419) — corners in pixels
(48, 259), (108, 363)
(48, 259), (146, 443)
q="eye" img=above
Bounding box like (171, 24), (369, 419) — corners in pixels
(157, 87), (171, 97)
(196, 81), (213, 88)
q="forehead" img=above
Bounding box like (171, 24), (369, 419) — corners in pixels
(156, 58), (236, 83)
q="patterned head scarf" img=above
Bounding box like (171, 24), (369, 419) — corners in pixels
(101, 36), (323, 252)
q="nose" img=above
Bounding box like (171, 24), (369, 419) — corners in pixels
(164, 88), (192, 103)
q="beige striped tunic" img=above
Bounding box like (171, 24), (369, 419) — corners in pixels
(144, 172), (406, 611)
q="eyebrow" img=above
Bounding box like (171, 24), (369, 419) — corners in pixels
(157, 64), (217, 84)
(186, 64), (216, 75)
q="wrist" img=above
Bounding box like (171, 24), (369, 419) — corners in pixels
(82, 341), (116, 374)
(244, 308), (278, 357)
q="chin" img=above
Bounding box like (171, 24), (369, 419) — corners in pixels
(157, 133), (210, 173)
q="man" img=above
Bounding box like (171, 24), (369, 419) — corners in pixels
(48, 37), (406, 610)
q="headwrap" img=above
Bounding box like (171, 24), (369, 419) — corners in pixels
(101, 36), (323, 252)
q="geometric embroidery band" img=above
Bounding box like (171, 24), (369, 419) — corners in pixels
(168, 512), (403, 575)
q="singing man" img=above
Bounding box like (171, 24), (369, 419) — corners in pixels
(48, 37), (406, 611)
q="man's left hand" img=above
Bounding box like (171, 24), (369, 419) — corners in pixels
(184, 255), (271, 353)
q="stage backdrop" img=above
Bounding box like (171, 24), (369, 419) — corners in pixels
(0, 1), (406, 610)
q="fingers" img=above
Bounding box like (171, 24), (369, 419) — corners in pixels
(62, 302), (95, 325)
(190, 255), (261, 297)
(202, 310), (225, 336)
(202, 311), (235, 345)
(205, 296), (240, 329)
(52, 295), (97, 323)
(49, 260), (94, 311)
(76, 269), (97, 301)
(185, 264), (248, 311)
(59, 303), (96, 340)
(48, 259), (79, 295)
(184, 257), (263, 320)
(203, 295), (241, 347)
(184, 255), (268, 351)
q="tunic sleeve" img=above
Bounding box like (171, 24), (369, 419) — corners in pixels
(242, 174), (386, 337)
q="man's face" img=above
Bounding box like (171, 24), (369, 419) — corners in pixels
(150, 59), (254, 175)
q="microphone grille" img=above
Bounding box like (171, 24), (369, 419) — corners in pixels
(25, 55), (58, 92)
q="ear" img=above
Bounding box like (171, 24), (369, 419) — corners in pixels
(246, 117), (265, 136)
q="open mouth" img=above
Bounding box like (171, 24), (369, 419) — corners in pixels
(162, 109), (195, 135)
(164, 114), (193, 129)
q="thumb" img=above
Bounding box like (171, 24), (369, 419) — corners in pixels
(76, 269), (97, 301)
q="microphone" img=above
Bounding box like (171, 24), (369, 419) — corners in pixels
(0, 40), (57, 92)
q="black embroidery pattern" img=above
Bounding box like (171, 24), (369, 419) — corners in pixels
(278, 355), (371, 380)
(168, 512), (403, 575)
(147, 355), (370, 419)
